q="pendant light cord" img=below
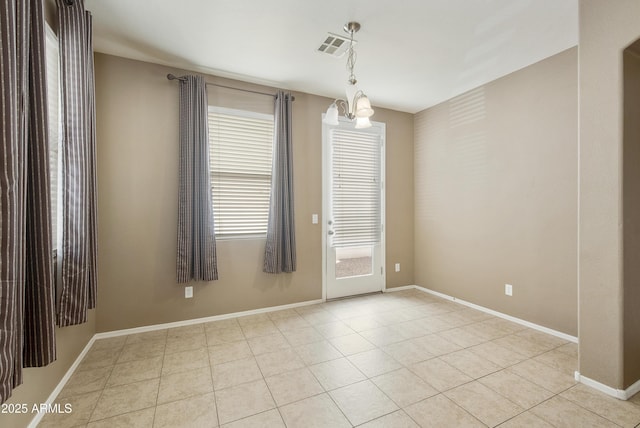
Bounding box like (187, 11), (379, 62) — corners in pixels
(346, 29), (358, 85)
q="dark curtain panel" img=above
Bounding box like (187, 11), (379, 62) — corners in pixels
(0, 0), (57, 403)
(176, 75), (218, 283)
(264, 91), (296, 273)
(56, 0), (98, 326)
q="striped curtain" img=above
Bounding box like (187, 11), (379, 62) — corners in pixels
(56, 0), (98, 326)
(176, 76), (218, 282)
(264, 91), (296, 273)
(0, 0), (57, 403)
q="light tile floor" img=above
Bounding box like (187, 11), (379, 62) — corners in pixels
(39, 289), (640, 427)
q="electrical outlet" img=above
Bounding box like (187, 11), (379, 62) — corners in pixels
(395, 263), (400, 272)
(312, 214), (318, 224)
(505, 284), (513, 296)
(185, 286), (193, 298)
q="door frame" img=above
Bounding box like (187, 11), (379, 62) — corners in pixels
(321, 115), (386, 301)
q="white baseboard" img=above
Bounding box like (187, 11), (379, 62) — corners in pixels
(383, 285), (416, 293)
(413, 285), (578, 344)
(625, 377), (640, 399)
(575, 371), (625, 399)
(28, 335), (97, 428)
(94, 298), (325, 339)
(574, 371), (640, 400)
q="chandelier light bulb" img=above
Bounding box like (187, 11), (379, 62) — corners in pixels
(355, 95), (374, 118)
(323, 102), (340, 125)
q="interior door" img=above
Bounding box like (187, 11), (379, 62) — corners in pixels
(323, 118), (385, 300)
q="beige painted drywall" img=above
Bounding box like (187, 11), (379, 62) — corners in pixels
(0, 313), (95, 428)
(414, 48), (578, 335)
(624, 44), (640, 388)
(94, 53), (414, 332)
(579, 0), (640, 390)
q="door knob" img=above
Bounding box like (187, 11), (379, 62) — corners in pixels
(328, 230), (334, 235)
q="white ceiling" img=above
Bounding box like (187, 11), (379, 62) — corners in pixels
(84, 0), (577, 114)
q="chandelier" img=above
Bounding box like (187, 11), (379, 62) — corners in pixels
(323, 22), (374, 128)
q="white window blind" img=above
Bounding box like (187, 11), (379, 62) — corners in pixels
(330, 128), (382, 248)
(45, 24), (60, 251)
(208, 107), (274, 237)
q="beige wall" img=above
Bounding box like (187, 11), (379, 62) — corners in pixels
(623, 43), (640, 387)
(94, 53), (414, 332)
(44, 0), (56, 30)
(414, 48), (578, 335)
(579, 0), (640, 390)
(0, 314), (95, 428)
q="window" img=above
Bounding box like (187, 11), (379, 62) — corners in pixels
(45, 23), (61, 253)
(208, 106), (274, 237)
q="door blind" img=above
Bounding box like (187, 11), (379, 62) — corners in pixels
(330, 128), (382, 248)
(208, 107), (274, 237)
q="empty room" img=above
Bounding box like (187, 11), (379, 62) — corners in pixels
(1, 0), (640, 427)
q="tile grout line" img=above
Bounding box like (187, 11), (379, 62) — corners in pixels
(150, 332), (165, 427)
(325, 384), (357, 427)
(84, 344), (123, 425)
(203, 326), (222, 428)
(243, 329), (278, 426)
(555, 386), (629, 427)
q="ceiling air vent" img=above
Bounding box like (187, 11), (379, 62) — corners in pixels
(317, 33), (356, 58)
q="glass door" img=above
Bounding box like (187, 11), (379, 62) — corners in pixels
(323, 118), (385, 299)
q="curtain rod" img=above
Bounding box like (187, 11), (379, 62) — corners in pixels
(166, 74), (295, 101)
